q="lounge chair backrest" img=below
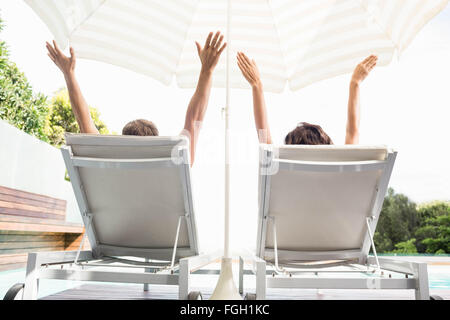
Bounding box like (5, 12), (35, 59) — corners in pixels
(257, 145), (396, 262)
(61, 134), (198, 260)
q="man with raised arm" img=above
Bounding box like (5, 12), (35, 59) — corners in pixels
(46, 31), (226, 165)
(236, 52), (378, 145)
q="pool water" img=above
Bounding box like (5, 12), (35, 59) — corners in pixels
(429, 272), (450, 290)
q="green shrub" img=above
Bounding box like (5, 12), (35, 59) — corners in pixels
(44, 89), (109, 147)
(390, 239), (418, 254)
(0, 16), (49, 141)
(1, 16), (110, 148)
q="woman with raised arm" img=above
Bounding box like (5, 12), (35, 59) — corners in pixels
(236, 52), (378, 145)
(46, 32), (226, 165)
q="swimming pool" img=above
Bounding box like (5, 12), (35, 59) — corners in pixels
(428, 270), (450, 290)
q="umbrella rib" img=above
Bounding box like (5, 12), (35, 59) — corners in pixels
(355, 0), (399, 52)
(267, 0), (289, 89)
(69, 0), (108, 39)
(174, 0), (202, 85)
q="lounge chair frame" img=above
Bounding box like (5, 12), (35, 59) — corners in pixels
(21, 138), (220, 300)
(239, 145), (430, 300)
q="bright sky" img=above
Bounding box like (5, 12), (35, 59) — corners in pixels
(1, 1), (449, 252)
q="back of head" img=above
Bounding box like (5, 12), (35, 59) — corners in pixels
(122, 119), (159, 136)
(285, 122), (333, 145)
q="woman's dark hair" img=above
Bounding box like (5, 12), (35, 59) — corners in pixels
(122, 119), (159, 136)
(285, 122), (333, 145)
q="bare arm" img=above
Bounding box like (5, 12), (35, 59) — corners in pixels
(183, 32), (227, 165)
(46, 41), (98, 134)
(236, 52), (272, 144)
(346, 55), (377, 144)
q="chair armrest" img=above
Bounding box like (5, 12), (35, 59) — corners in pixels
(239, 253), (266, 274)
(179, 250), (222, 273)
(368, 256), (425, 275)
(30, 250), (94, 266)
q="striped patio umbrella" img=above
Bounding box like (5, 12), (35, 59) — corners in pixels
(25, 0), (448, 93)
(25, 0), (448, 300)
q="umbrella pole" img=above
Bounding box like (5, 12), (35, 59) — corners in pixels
(224, 0), (231, 262)
(210, 0), (241, 301)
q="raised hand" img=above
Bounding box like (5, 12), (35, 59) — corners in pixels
(195, 31), (227, 74)
(236, 53), (271, 143)
(351, 55), (378, 85)
(46, 41), (98, 134)
(46, 40), (76, 76)
(237, 52), (261, 88)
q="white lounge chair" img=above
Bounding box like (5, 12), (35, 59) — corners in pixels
(13, 134), (220, 300)
(239, 144), (431, 300)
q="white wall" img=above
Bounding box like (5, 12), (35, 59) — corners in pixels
(0, 119), (81, 224)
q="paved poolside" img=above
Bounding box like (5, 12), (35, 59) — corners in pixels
(41, 283), (450, 300)
(2, 256), (449, 300)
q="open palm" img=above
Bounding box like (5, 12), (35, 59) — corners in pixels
(195, 31), (227, 73)
(46, 40), (76, 75)
(237, 52), (261, 87)
(351, 55), (377, 84)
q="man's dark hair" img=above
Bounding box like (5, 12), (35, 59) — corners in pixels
(285, 122), (333, 145)
(122, 119), (159, 136)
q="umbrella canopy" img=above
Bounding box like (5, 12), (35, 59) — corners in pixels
(25, 0), (448, 93)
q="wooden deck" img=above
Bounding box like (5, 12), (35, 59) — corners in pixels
(0, 186), (86, 271)
(40, 283), (450, 300)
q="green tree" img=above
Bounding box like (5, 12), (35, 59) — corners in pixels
(0, 16), (48, 141)
(390, 239), (418, 254)
(373, 233), (393, 253)
(376, 191), (449, 254)
(415, 203), (450, 254)
(45, 89), (109, 147)
(374, 188), (419, 252)
(417, 201), (450, 221)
